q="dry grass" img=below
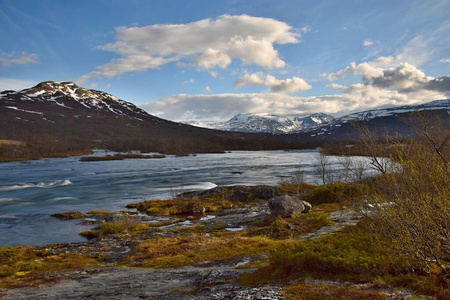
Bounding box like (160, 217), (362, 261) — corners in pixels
(0, 140), (26, 146)
(126, 198), (234, 216)
(0, 246), (99, 288)
(121, 232), (284, 269)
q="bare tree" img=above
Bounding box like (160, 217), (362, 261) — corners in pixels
(314, 152), (333, 185)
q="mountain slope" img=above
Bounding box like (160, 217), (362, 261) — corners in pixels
(0, 82), (311, 158)
(184, 113), (334, 134)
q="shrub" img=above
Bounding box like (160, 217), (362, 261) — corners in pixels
(304, 183), (368, 205)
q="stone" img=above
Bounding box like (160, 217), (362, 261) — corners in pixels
(268, 195), (311, 217)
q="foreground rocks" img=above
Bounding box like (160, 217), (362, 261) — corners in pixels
(0, 263), (287, 300)
(268, 195), (311, 217)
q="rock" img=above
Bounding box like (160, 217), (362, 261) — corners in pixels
(302, 200), (312, 213)
(268, 195), (311, 217)
(51, 211), (87, 220)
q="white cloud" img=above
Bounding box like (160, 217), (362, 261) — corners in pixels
(234, 72), (312, 93)
(142, 59), (449, 122)
(183, 79), (195, 85)
(326, 83), (347, 89)
(363, 39), (374, 47)
(0, 78), (37, 91)
(440, 58), (450, 63)
(79, 15), (300, 82)
(0, 52), (38, 67)
(202, 86), (212, 93)
(88, 82), (98, 88)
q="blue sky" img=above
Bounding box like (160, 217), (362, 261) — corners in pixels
(1, 0), (449, 121)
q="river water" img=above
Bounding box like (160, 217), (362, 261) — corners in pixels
(0, 150), (370, 246)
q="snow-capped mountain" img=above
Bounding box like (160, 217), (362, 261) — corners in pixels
(333, 99), (450, 124)
(1, 81), (149, 121)
(293, 113), (335, 130)
(183, 112), (335, 134)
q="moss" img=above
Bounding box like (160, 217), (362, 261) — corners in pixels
(86, 210), (112, 215)
(79, 230), (99, 239)
(121, 232), (283, 269)
(50, 211), (86, 220)
(126, 198), (234, 216)
(0, 246), (99, 288)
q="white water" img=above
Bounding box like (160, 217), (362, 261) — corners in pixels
(0, 150), (372, 246)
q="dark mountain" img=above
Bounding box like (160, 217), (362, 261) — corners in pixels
(0, 81), (309, 156)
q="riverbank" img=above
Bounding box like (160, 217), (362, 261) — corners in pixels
(1, 183), (446, 299)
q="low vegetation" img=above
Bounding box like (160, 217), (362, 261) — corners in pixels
(50, 211), (87, 220)
(121, 232), (283, 269)
(0, 246), (99, 288)
(126, 198), (234, 216)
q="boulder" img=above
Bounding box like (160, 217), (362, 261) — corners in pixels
(268, 195), (311, 217)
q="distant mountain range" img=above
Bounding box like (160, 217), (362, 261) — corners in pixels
(183, 113), (334, 134)
(182, 99), (450, 135)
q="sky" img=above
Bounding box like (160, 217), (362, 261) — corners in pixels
(1, 0), (449, 121)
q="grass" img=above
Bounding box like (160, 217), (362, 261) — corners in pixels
(50, 211), (86, 220)
(86, 210), (112, 215)
(0, 246), (99, 288)
(240, 223), (450, 298)
(248, 211), (334, 239)
(121, 231), (284, 269)
(281, 281), (387, 300)
(126, 198), (234, 216)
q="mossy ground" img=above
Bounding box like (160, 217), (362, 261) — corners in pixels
(0, 246), (100, 288)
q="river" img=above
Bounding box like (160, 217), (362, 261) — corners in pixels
(0, 150), (371, 246)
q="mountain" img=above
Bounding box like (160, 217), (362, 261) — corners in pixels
(0, 81), (312, 158)
(183, 113), (334, 134)
(302, 99), (450, 140)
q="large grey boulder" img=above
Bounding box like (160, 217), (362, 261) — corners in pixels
(268, 195), (311, 217)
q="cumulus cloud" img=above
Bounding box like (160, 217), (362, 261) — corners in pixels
(234, 72), (311, 93)
(202, 86), (212, 93)
(78, 15), (301, 83)
(0, 52), (38, 67)
(142, 59), (449, 122)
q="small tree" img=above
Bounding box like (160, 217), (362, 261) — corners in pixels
(314, 152), (333, 185)
(361, 117), (450, 277)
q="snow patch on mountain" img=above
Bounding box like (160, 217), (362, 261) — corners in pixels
(183, 112), (335, 134)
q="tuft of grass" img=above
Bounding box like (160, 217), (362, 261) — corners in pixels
(126, 198), (234, 216)
(98, 217), (140, 236)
